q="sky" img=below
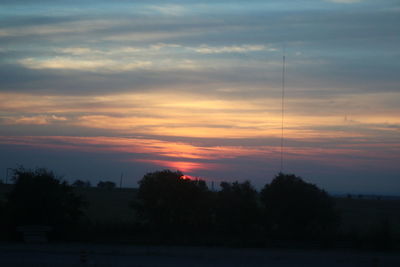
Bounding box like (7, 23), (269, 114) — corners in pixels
(0, 0), (399, 194)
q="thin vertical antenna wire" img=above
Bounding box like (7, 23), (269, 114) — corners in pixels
(280, 50), (286, 173)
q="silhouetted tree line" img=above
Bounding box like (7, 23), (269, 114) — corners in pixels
(72, 179), (91, 188)
(97, 181), (116, 190)
(131, 170), (340, 246)
(0, 167), (397, 250)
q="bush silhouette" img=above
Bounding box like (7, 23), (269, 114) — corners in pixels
(260, 173), (338, 240)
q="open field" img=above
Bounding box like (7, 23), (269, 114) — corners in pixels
(75, 187), (138, 223)
(335, 197), (400, 239)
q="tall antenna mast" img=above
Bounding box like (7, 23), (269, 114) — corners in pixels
(280, 48), (286, 173)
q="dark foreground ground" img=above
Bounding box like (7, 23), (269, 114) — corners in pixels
(1, 243), (400, 267)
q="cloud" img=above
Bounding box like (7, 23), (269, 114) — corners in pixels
(18, 57), (153, 72)
(2, 90), (399, 142)
(1, 134), (398, 177)
(56, 44), (182, 56)
(149, 43), (182, 50)
(147, 4), (187, 16)
(1, 0), (400, 193)
(0, 19), (127, 37)
(17, 56), (211, 72)
(0, 135), (269, 164)
(2, 115), (68, 125)
(58, 47), (99, 56)
(192, 45), (273, 54)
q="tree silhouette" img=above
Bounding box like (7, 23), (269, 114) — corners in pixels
(72, 179), (91, 188)
(260, 173), (338, 240)
(215, 181), (261, 236)
(97, 181), (116, 190)
(6, 167), (84, 230)
(0, 199), (6, 240)
(133, 170), (212, 233)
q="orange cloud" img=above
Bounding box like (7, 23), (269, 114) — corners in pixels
(1, 135), (397, 174)
(0, 135), (271, 161)
(2, 92), (399, 142)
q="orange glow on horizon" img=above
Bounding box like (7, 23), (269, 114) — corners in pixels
(0, 135), (399, 172)
(181, 175), (195, 180)
(134, 159), (218, 173)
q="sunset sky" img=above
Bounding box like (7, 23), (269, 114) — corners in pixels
(1, 0), (399, 194)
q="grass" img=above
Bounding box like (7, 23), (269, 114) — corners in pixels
(74, 187), (138, 223)
(335, 197), (400, 239)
